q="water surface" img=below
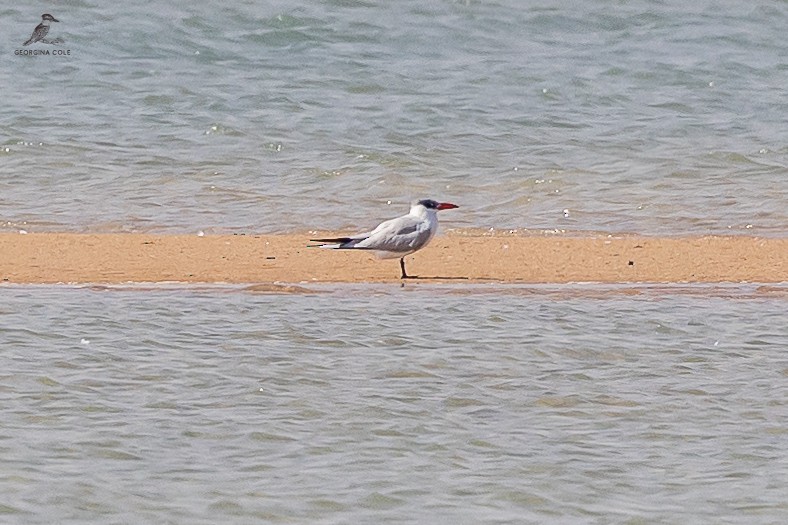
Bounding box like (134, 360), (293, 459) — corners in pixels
(1, 284), (785, 523)
(2, 1), (786, 235)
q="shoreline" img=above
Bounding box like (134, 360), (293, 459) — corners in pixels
(0, 232), (786, 285)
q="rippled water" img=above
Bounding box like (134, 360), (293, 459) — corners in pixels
(2, 1), (787, 235)
(3, 4), (786, 522)
(1, 284), (786, 523)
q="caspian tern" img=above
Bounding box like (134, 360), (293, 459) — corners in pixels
(310, 199), (459, 279)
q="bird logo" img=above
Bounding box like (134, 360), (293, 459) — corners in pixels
(23, 14), (62, 46)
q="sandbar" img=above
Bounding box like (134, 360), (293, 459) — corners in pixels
(0, 232), (785, 285)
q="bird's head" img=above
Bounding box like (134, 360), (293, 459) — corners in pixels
(42, 14), (59, 23)
(417, 199), (459, 211)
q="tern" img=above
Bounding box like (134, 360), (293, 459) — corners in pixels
(23, 14), (59, 46)
(310, 199), (459, 279)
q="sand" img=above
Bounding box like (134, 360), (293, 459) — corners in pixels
(0, 231), (786, 285)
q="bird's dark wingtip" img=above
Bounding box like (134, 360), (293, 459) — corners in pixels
(309, 237), (353, 244)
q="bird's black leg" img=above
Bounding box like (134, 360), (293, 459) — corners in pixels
(400, 257), (412, 279)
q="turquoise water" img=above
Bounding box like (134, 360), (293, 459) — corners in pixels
(0, 284), (786, 523)
(1, 1), (786, 235)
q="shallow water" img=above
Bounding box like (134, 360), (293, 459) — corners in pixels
(3, 3), (786, 522)
(2, 1), (787, 235)
(1, 284), (786, 523)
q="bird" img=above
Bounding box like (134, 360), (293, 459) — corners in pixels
(23, 14), (59, 46)
(310, 199), (459, 279)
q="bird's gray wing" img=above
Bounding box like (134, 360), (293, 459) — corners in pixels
(355, 215), (427, 252)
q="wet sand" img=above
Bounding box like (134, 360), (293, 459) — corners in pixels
(0, 232), (785, 284)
